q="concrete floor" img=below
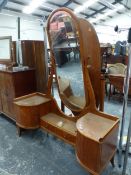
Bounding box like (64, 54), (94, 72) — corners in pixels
(0, 96), (131, 175)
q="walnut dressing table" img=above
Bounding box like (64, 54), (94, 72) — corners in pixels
(13, 7), (119, 175)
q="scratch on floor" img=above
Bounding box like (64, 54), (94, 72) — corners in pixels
(0, 168), (17, 175)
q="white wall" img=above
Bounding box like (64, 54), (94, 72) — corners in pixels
(0, 13), (44, 41)
(94, 12), (131, 44)
(1, 8), (131, 44)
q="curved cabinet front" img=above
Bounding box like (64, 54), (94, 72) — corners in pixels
(14, 105), (40, 129)
(76, 113), (119, 175)
(14, 93), (51, 129)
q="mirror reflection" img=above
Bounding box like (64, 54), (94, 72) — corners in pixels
(49, 11), (86, 113)
(0, 36), (11, 62)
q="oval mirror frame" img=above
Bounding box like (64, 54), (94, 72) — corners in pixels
(47, 9), (87, 115)
(47, 7), (104, 115)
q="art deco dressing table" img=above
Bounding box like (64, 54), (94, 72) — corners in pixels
(13, 8), (119, 175)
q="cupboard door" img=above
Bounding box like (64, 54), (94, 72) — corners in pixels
(0, 92), (2, 112)
(21, 40), (47, 93)
(0, 69), (36, 120)
(0, 73), (3, 111)
(13, 70), (36, 97)
(0, 73), (5, 112)
(2, 73), (15, 119)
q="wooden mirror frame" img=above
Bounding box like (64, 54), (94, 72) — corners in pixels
(0, 36), (12, 64)
(47, 7), (104, 114)
(47, 8), (87, 115)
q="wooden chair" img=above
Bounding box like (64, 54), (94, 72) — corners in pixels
(108, 74), (131, 100)
(107, 63), (127, 100)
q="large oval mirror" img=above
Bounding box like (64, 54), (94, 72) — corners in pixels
(48, 10), (86, 114)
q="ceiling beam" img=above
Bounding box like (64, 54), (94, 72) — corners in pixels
(0, 0), (8, 11)
(8, 0), (27, 6)
(8, 0), (52, 13)
(4, 7), (45, 18)
(6, 0), (127, 21)
(62, 0), (73, 7)
(98, 0), (123, 14)
(72, 0), (98, 12)
(4, 6), (21, 13)
(86, 0), (123, 18)
(46, 1), (61, 7)
(97, 1), (121, 15)
(39, 7), (52, 13)
(71, 0), (116, 18)
(119, 1), (130, 10)
(43, 0), (90, 18)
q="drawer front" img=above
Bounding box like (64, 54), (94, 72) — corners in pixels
(40, 119), (76, 146)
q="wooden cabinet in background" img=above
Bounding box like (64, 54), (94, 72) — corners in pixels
(21, 40), (48, 93)
(11, 40), (48, 93)
(0, 69), (36, 120)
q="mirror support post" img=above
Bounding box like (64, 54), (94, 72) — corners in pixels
(43, 26), (49, 92)
(16, 17), (23, 66)
(118, 28), (131, 168)
(61, 101), (65, 113)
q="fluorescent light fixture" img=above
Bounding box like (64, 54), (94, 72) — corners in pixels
(89, 5), (125, 23)
(74, 0), (99, 14)
(23, 0), (45, 14)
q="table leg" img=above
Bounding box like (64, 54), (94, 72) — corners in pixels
(61, 101), (65, 113)
(16, 125), (21, 137)
(110, 156), (115, 167)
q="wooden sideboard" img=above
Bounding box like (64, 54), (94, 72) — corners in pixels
(21, 40), (48, 93)
(106, 55), (128, 65)
(0, 68), (36, 120)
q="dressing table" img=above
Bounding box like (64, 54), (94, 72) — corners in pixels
(14, 8), (119, 175)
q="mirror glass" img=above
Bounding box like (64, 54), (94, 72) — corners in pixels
(49, 11), (86, 112)
(0, 36), (12, 63)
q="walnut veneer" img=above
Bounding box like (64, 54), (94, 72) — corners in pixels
(76, 113), (119, 175)
(14, 93), (50, 130)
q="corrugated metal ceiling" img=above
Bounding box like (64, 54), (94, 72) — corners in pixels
(0, 0), (130, 24)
